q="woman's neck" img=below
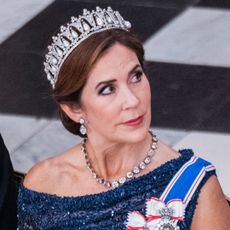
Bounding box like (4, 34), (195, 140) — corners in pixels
(84, 132), (152, 181)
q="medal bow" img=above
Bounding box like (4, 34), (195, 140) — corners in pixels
(126, 198), (184, 230)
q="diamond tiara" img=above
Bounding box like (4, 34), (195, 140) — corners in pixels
(44, 6), (131, 88)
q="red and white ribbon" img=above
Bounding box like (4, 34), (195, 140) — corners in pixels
(126, 198), (184, 229)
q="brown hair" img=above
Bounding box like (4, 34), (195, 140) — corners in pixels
(53, 29), (145, 136)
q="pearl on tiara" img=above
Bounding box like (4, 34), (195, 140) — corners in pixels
(44, 6), (131, 89)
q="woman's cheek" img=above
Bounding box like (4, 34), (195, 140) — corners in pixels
(142, 80), (151, 103)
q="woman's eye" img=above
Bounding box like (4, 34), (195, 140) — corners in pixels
(131, 70), (143, 83)
(98, 85), (115, 95)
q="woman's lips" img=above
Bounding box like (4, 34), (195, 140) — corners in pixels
(122, 115), (144, 126)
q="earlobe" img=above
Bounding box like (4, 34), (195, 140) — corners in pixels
(60, 103), (84, 123)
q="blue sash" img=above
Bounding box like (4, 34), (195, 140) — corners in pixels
(160, 155), (215, 207)
(125, 154), (215, 229)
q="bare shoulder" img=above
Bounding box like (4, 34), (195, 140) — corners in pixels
(23, 156), (59, 192)
(23, 144), (85, 195)
(191, 175), (230, 229)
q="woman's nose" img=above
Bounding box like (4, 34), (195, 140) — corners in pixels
(121, 87), (140, 110)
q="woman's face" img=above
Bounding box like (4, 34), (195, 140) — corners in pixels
(80, 43), (151, 144)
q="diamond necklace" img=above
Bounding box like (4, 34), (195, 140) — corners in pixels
(81, 130), (158, 189)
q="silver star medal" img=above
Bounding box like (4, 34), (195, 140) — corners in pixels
(155, 206), (180, 230)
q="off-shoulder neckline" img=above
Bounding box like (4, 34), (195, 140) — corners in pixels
(19, 149), (193, 201)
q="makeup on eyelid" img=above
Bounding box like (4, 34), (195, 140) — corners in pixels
(97, 69), (143, 96)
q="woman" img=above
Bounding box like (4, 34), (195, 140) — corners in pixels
(0, 134), (17, 230)
(18, 6), (230, 229)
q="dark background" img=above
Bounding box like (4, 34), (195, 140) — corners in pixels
(0, 0), (229, 133)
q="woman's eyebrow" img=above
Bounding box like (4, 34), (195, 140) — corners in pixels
(95, 64), (141, 89)
(95, 79), (117, 90)
(128, 64), (141, 76)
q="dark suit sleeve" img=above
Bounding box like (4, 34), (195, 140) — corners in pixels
(0, 134), (17, 230)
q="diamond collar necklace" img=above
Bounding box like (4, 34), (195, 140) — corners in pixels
(81, 130), (158, 189)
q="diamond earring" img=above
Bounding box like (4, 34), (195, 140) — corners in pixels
(79, 117), (87, 135)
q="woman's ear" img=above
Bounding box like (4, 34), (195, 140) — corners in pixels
(60, 104), (84, 123)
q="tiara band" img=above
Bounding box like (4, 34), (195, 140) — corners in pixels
(44, 6), (131, 88)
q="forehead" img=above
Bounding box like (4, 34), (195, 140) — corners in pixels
(86, 43), (139, 84)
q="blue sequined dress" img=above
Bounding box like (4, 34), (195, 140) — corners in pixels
(17, 150), (215, 229)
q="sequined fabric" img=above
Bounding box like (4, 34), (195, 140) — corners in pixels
(17, 150), (215, 229)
